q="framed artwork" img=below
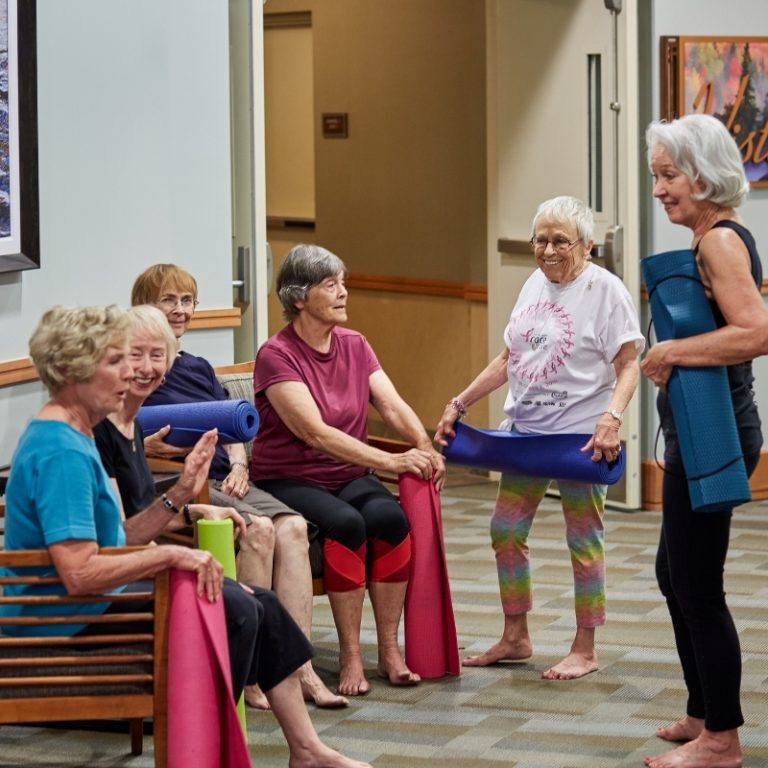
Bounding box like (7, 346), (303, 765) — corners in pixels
(0, 0), (39, 273)
(660, 36), (768, 186)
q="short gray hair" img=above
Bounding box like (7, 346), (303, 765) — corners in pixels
(276, 244), (347, 321)
(128, 305), (179, 374)
(29, 305), (130, 395)
(646, 114), (749, 208)
(531, 196), (594, 243)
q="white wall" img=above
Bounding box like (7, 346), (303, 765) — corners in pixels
(0, 0), (236, 464)
(647, 0), (768, 444)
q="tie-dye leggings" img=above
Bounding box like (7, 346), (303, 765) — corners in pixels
(491, 472), (607, 628)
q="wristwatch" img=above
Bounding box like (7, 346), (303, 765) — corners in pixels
(161, 493), (181, 514)
(606, 409), (623, 425)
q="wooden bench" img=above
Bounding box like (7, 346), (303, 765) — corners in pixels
(0, 546), (169, 766)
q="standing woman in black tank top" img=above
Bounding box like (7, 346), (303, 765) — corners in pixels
(642, 114), (768, 768)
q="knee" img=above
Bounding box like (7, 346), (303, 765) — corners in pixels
(240, 516), (276, 554)
(490, 514), (528, 551)
(225, 582), (264, 636)
(327, 510), (366, 548)
(274, 514), (309, 549)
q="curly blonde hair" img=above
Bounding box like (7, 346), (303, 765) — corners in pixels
(29, 305), (130, 394)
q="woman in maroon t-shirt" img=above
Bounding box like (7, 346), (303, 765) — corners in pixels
(252, 244), (445, 697)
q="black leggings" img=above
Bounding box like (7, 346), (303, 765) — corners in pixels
(256, 473), (410, 551)
(656, 448), (760, 732)
(82, 578), (313, 701)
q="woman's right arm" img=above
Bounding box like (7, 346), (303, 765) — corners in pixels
(123, 429), (218, 545)
(265, 380), (430, 475)
(434, 348), (510, 445)
(48, 539), (224, 602)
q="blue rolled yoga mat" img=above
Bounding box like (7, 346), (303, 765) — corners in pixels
(641, 248), (750, 513)
(443, 421), (625, 485)
(137, 400), (259, 447)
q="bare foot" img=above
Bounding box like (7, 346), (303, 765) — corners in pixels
(656, 716), (705, 743)
(377, 648), (420, 687)
(337, 652), (370, 696)
(376, 664), (420, 687)
(244, 683), (270, 710)
(541, 650), (598, 680)
(462, 637), (533, 667)
(300, 665), (349, 708)
(644, 731), (742, 768)
(288, 740), (372, 768)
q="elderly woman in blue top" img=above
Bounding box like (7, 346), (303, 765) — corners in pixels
(2, 304), (370, 768)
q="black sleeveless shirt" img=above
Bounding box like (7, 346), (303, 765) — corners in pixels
(660, 219), (763, 459)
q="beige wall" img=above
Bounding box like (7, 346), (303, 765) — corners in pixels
(265, 0), (487, 284)
(265, 233), (490, 433)
(263, 1), (490, 433)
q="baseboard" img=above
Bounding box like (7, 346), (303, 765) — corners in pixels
(642, 448), (768, 511)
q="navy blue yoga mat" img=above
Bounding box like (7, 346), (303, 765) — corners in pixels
(443, 422), (625, 485)
(641, 248), (750, 513)
(137, 400), (260, 447)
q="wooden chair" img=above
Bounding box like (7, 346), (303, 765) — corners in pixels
(0, 546), (169, 767)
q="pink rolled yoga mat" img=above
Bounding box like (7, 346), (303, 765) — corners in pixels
(399, 474), (460, 678)
(168, 569), (252, 768)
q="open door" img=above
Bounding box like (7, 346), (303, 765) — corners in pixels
(486, 0), (643, 508)
(230, 0), (270, 360)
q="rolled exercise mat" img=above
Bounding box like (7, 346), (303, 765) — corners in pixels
(137, 400), (259, 447)
(168, 569), (252, 768)
(443, 421), (625, 485)
(196, 519), (247, 734)
(399, 474), (460, 679)
(641, 248), (750, 513)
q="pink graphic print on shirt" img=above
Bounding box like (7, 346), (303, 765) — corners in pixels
(506, 301), (574, 384)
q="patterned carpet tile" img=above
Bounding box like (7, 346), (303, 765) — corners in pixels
(0, 482), (766, 766)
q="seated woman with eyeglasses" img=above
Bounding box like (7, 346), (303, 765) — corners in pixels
(130, 264), (347, 710)
(435, 196), (644, 680)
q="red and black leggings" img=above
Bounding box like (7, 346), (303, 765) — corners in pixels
(255, 473), (411, 591)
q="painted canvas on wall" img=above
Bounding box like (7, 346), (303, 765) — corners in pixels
(0, 0), (38, 273)
(0, 0), (10, 240)
(661, 36), (768, 186)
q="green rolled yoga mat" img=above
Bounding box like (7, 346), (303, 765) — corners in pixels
(196, 519), (247, 734)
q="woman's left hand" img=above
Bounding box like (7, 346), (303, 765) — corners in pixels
(640, 340), (675, 390)
(581, 414), (622, 463)
(219, 463), (250, 499)
(189, 503), (248, 539)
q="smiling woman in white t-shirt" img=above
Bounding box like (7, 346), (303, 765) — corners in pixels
(436, 195), (644, 681)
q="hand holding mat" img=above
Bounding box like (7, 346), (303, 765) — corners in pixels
(168, 570), (252, 768)
(137, 400), (259, 447)
(443, 421), (624, 485)
(399, 474), (460, 679)
(641, 248), (750, 512)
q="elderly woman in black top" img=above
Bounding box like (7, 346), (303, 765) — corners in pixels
(642, 114), (768, 768)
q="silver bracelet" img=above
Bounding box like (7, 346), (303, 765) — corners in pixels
(229, 461), (248, 472)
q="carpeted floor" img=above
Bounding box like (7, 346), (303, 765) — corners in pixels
(1, 471), (766, 767)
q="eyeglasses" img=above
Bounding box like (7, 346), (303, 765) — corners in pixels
(157, 294), (198, 310)
(530, 236), (582, 254)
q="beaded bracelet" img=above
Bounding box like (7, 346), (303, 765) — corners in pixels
(448, 397), (468, 419)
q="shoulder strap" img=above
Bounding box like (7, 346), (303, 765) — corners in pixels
(695, 220), (762, 286)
